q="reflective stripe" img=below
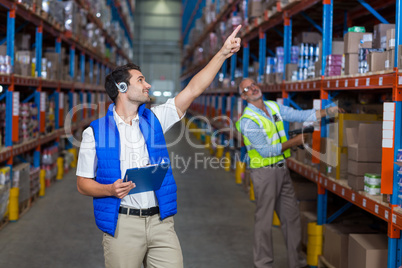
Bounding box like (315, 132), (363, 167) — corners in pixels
(244, 108), (264, 127)
(278, 130), (287, 138)
(265, 101), (280, 114)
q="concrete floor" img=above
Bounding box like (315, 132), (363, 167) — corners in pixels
(0, 123), (288, 268)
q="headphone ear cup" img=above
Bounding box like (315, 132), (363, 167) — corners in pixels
(118, 82), (128, 93)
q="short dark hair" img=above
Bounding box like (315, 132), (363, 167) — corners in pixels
(105, 63), (141, 103)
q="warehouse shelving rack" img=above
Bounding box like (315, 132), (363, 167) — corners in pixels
(0, 0), (133, 221)
(181, 0), (402, 266)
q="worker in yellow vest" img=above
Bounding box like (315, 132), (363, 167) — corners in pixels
(236, 78), (341, 268)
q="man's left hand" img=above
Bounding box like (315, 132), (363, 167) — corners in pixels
(326, 106), (345, 117)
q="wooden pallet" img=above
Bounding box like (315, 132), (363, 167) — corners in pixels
(318, 255), (335, 268)
(19, 199), (30, 218)
(30, 191), (40, 205)
(0, 215), (9, 231)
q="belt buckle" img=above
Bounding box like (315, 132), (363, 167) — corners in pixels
(139, 208), (146, 218)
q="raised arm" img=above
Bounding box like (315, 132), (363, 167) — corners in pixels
(175, 25), (242, 117)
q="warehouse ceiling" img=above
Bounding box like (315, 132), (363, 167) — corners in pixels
(133, 0), (182, 99)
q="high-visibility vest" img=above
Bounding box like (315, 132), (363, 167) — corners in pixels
(236, 101), (291, 169)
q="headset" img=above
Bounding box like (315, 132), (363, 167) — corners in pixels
(111, 73), (128, 93)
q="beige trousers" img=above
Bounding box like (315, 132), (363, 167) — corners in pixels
(102, 213), (183, 268)
(251, 166), (307, 268)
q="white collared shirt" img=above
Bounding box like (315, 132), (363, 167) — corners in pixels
(76, 98), (184, 209)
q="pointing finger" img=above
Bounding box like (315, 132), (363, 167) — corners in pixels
(229, 25), (242, 39)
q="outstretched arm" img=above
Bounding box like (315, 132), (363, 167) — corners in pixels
(175, 25), (242, 117)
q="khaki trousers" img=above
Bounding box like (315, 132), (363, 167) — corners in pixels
(102, 213), (183, 268)
(251, 165), (307, 268)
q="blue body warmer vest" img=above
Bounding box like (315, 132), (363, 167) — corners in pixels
(90, 103), (177, 236)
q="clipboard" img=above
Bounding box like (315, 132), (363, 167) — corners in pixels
(123, 162), (170, 194)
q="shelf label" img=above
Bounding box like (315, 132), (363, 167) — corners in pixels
(307, 83), (310, 89)
(298, 166), (302, 172)
(325, 179), (328, 187)
(304, 170), (308, 176)
(385, 211), (389, 219)
(333, 184), (336, 191)
(315, 175), (319, 182)
(352, 193), (356, 201)
(362, 199), (366, 207)
(399, 76), (402, 85)
(341, 189), (345, 196)
(355, 79), (359, 87)
(319, 177), (323, 184)
(296, 84), (299, 90)
(313, 82), (316, 88)
(336, 80), (339, 88)
(375, 205), (379, 214)
(301, 83), (304, 89)
(366, 78), (370, 86)
(345, 80), (348, 87)
(59, 93), (64, 109)
(327, 81), (330, 88)
(12, 92), (20, 116)
(40, 92), (46, 112)
(393, 214), (397, 224)
(379, 77), (383, 86)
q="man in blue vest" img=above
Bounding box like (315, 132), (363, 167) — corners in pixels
(76, 25), (242, 268)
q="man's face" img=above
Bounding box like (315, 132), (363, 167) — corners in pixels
(125, 69), (152, 104)
(240, 79), (262, 102)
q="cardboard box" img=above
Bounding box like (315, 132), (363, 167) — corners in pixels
(0, 45), (6, 56)
(373, 23), (395, 48)
(315, 60), (321, 78)
(348, 145), (382, 162)
(294, 32), (322, 45)
(300, 211), (317, 246)
(347, 160), (381, 176)
(344, 32), (372, 54)
(275, 72), (283, 84)
(348, 234), (388, 268)
(386, 28), (395, 50)
(347, 173), (365, 191)
(327, 146), (348, 180)
(248, 0), (263, 18)
(15, 34), (31, 50)
(324, 224), (379, 268)
(345, 54), (358, 75)
(346, 123), (382, 162)
(265, 73), (276, 85)
(285, 63), (298, 81)
(328, 114), (382, 146)
(386, 49), (395, 70)
(332, 40), (344, 55)
(367, 51), (387, 72)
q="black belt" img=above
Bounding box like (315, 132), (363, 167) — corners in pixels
(264, 161), (285, 168)
(119, 206), (159, 217)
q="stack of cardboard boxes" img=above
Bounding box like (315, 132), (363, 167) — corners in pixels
(344, 31), (373, 75)
(321, 224), (387, 268)
(321, 114), (382, 182)
(346, 123), (382, 191)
